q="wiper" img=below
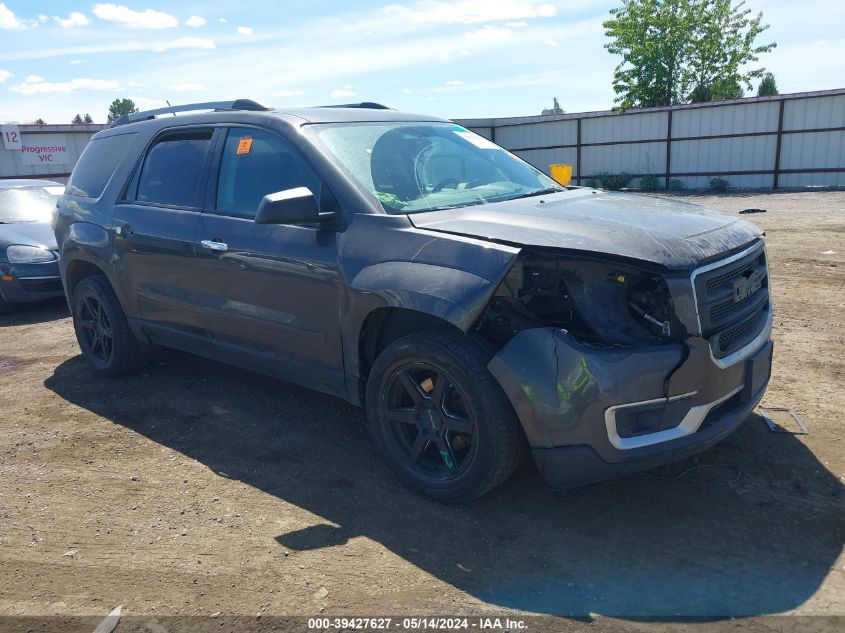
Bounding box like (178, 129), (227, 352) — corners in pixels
(513, 187), (566, 199)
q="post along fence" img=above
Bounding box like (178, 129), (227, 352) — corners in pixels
(455, 88), (845, 190)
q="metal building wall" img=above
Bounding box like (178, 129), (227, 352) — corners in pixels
(0, 124), (106, 184)
(456, 88), (845, 189)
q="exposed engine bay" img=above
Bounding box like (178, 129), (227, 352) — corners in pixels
(475, 252), (687, 348)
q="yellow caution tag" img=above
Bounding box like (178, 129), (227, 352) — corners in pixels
(236, 136), (253, 155)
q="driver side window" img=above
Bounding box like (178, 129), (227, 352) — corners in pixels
(215, 128), (321, 219)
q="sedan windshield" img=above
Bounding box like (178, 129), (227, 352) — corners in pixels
(0, 186), (63, 223)
(308, 122), (563, 214)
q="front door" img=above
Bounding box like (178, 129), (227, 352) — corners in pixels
(192, 126), (345, 395)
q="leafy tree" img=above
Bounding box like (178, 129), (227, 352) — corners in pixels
(107, 98), (139, 123)
(604, 0), (775, 110)
(33, 118), (46, 125)
(689, 78), (744, 102)
(71, 113), (83, 124)
(83, 113), (94, 123)
(757, 72), (778, 96)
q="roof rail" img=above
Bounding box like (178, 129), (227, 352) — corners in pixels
(318, 102), (394, 110)
(110, 99), (271, 127)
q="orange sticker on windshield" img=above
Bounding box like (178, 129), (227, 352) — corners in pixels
(236, 136), (253, 155)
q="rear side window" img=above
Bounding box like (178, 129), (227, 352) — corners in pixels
(135, 130), (212, 208)
(67, 133), (136, 198)
(215, 127), (321, 219)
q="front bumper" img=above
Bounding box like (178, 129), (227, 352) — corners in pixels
(0, 260), (64, 304)
(488, 314), (773, 489)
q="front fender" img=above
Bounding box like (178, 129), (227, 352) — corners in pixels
(349, 261), (498, 331)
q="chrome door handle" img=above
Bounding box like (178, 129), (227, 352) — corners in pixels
(200, 239), (228, 252)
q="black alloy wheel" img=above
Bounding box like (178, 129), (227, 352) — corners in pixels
(77, 293), (114, 364)
(382, 362), (477, 479)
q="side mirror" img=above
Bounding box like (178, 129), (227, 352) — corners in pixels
(255, 187), (320, 225)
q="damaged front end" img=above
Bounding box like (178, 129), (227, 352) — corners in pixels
(474, 245), (773, 489)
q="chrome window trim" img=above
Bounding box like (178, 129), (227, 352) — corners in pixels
(605, 387), (741, 451)
(690, 241), (772, 368)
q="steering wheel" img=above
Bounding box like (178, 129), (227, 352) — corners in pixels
(432, 178), (460, 193)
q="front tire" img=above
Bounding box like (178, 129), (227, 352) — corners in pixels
(72, 276), (146, 377)
(366, 329), (524, 504)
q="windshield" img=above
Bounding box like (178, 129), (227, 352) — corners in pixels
(308, 122), (563, 214)
(0, 185), (63, 223)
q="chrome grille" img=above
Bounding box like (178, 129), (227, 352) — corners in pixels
(693, 244), (770, 358)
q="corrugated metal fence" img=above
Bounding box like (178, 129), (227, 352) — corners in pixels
(0, 124), (106, 184)
(456, 88), (845, 189)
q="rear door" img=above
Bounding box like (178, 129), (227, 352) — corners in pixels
(192, 126), (346, 395)
(113, 127), (216, 350)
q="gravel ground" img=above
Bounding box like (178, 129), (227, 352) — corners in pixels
(0, 191), (843, 632)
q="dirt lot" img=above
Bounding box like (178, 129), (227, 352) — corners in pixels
(1, 191), (843, 631)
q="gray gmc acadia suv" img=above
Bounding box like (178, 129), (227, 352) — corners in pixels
(53, 99), (773, 503)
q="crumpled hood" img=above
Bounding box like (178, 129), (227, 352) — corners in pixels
(0, 221), (58, 251)
(408, 189), (762, 269)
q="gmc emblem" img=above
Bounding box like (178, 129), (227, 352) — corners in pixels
(734, 267), (765, 303)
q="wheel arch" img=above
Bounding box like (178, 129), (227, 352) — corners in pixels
(358, 307), (461, 383)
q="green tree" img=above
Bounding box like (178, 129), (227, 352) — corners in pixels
(757, 72), (778, 96)
(83, 113), (94, 123)
(71, 113), (83, 124)
(33, 118), (46, 125)
(689, 78), (744, 102)
(107, 98), (139, 123)
(604, 0), (775, 110)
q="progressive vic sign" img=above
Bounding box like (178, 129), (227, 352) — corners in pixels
(20, 134), (69, 165)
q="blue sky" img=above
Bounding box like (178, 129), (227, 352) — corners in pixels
(0, 1), (842, 123)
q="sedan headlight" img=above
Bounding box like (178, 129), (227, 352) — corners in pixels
(6, 245), (57, 264)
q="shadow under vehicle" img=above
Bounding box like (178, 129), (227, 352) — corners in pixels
(45, 350), (844, 619)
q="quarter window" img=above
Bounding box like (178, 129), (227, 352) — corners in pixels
(68, 132), (136, 198)
(215, 128), (320, 219)
(136, 130), (212, 207)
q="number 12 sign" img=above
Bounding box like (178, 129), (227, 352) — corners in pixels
(2, 124), (22, 150)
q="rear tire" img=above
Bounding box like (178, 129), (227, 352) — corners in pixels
(366, 329), (524, 504)
(72, 276), (146, 377)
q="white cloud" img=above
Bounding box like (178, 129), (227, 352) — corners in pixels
(402, 88), (413, 94)
(408, 1), (556, 24)
(130, 96), (167, 110)
(543, 39), (559, 47)
(237, 26), (254, 36)
(0, 3), (23, 29)
(465, 25), (512, 42)
(69, 59), (86, 64)
(445, 80), (464, 85)
(219, 17), (227, 23)
(152, 37), (216, 52)
(185, 15), (206, 27)
(11, 76), (120, 95)
(506, 21), (528, 27)
(330, 88), (356, 98)
(38, 14), (48, 23)
(0, 69), (11, 82)
(272, 89), (305, 97)
(169, 82), (205, 91)
(92, 4), (178, 29)
(54, 12), (90, 28)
